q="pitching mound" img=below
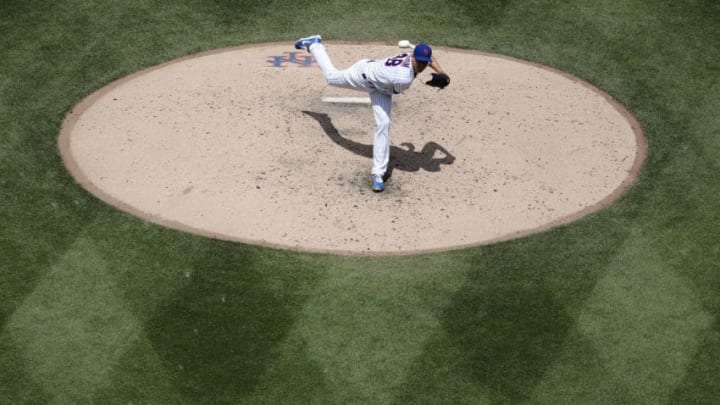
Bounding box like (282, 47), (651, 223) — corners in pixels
(59, 42), (645, 255)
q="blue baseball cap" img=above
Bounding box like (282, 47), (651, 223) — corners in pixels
(413, 43), (432, 63)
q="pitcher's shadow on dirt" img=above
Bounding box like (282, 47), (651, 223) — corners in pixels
(302, 111), (455, 178)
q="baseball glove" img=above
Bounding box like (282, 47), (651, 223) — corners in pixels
(425, 73), (450, 89)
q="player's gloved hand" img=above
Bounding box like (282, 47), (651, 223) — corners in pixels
(425, 73), (450, 89)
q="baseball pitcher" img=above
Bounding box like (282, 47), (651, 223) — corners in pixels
(294, 34), (450, 192)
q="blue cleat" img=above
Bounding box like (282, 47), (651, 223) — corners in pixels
(372, 174), (385, 192)
(294, 34), (322, 51)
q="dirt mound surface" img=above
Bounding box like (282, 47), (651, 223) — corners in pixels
(59, 42), (645, 255)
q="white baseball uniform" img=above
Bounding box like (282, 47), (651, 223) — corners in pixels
(308, 43), (416, 177)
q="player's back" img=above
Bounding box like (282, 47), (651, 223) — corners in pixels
(364, 53), (415, 95)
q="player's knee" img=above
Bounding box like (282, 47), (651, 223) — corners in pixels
(376, 116), (390, 132)
(375, 110), (390, 126)
(378, 115), (390, 129)
(324, 70), (341, 84)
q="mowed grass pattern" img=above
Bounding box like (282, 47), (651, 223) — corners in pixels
(1, 0), (719, 403)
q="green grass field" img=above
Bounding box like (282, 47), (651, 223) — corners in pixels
(1, 0), (719, 403)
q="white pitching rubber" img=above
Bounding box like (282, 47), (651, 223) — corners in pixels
(321, 96), (371, 104)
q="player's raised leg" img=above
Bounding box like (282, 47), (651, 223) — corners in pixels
(297, 35), (373, 91)
(307, 43), (343, 84)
